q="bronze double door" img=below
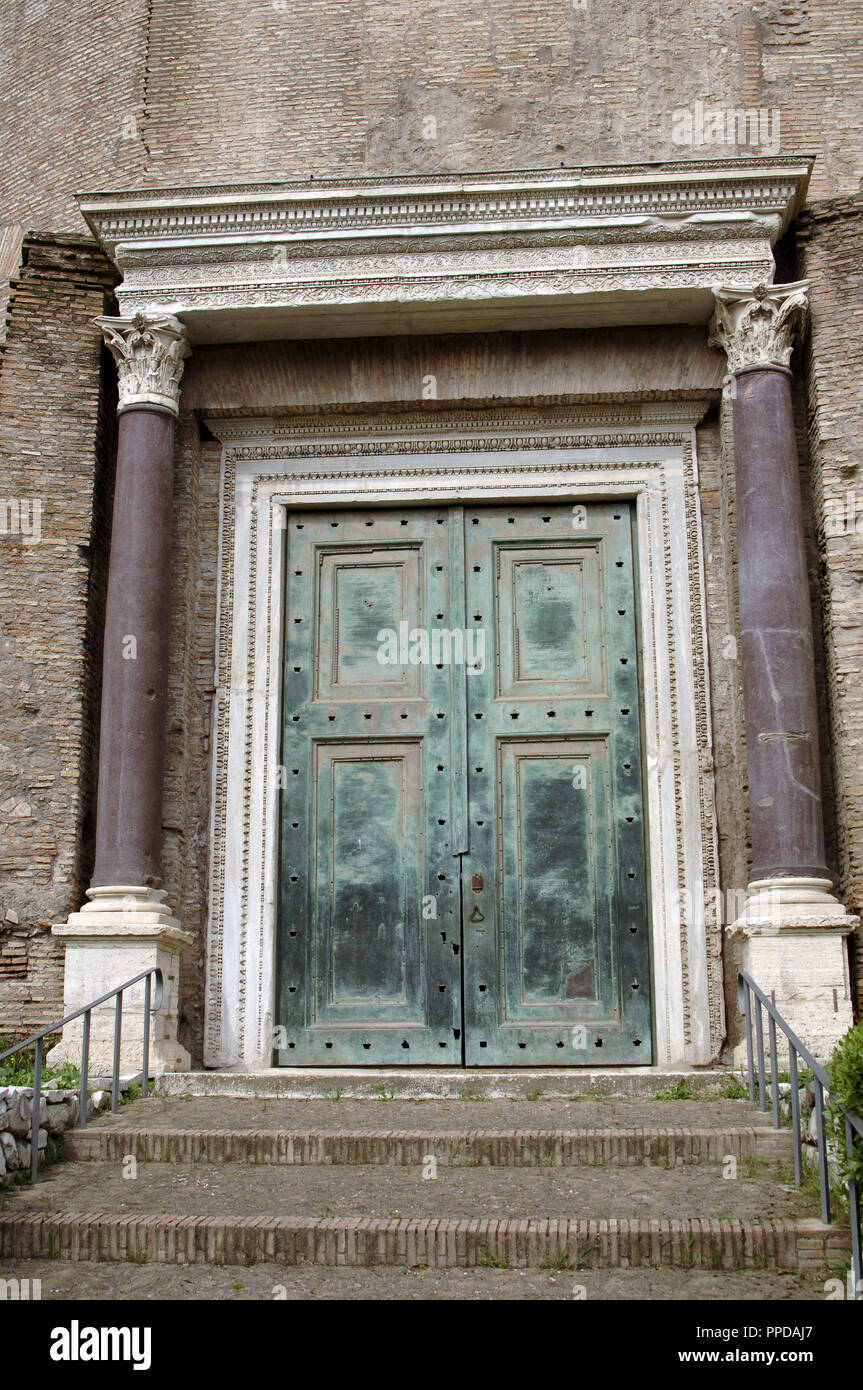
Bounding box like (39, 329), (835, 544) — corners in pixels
(276, 501), (651, 1065)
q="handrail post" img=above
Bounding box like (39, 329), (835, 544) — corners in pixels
(768, 991), (780, 1128)
(788, 1045), (802, 1187)
(846, 1115), (861, 1300)
(739, 977), (755, 1102)
(30, 1037), (43, 1182)
(142, 972), (152, 1100)
(814, 1077), (831, 1226)
(111, 991), (123, 1114)
(79, 1009), (91, 1132)
(754, 997), (767, 1112)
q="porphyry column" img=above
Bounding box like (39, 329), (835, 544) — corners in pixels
(710, 282), (856, 1058)
(50, 314), (194, 1072)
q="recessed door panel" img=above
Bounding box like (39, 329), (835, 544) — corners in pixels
(316, 743), (419, 1014)
(316, 548), (424, 701)
(498, 739), (611, 1016)
(497, 545), (606, 697)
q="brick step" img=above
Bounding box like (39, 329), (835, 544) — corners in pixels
(62, 1125), (792, 1167)
(0, 1211), (847, 1271)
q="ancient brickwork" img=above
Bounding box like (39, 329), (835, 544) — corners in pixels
(0, 0), (150, 235)
(798, 195), (863, 1010)
(0, 235), (117, 1039)
(2, 0), (863, 236)
(698, 413), (750, 1050)
(160, 420), (222, 1065)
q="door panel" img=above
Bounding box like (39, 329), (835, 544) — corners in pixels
(276, 509), (463, 1065)
(462, 503), (652, 1065)
(315, 548), (424, 700)
(498, 738), (611, 1016)
(277, 500), (652, 1066)
(315, 742), (420, 1016)
(497, 544), (606, 697)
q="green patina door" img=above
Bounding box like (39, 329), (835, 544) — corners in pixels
(276, 501), (651, 1065)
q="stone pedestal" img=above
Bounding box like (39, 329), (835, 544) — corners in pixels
(49, 888), (193, 1072)
(731, 878), (856, 1064)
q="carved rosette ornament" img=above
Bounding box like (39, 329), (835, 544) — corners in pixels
(708, 281), (809, 374)
(94, 312), (190, 413)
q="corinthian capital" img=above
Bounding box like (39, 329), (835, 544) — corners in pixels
(708, 281), (809, 374)
(94, 312), (190, 414)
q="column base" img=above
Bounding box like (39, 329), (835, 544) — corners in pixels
(730, 878), (856, 1065)
(48, 887), (194, 1073)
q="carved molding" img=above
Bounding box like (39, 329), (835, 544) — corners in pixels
(708, 281), (810, 373)
(94, 312), (191, 413)
(207, 402), (710, 445)
(120, 221), (783, 271)
(204, 407), (724, 1071)
(79, 159), (811, 255)
(77, 159), (812, 341)
(120, 261), (773, 318)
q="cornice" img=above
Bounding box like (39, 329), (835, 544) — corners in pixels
(78, 158), (812, 253)
(75, 159), (813, 345)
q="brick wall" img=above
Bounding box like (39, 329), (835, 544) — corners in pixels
(798, 194), (863, 1011)
(0, 235), (117, 1040)
(2, 0), (863, 237)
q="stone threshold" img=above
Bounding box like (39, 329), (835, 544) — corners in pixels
(0, 1213), (845, 1271)
(63, 1125), (791, 1166)
(157, 1067), (735, 1101)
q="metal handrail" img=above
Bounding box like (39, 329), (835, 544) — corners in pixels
(0, 967), (163, 1182)
(738, 970), (863, 1299)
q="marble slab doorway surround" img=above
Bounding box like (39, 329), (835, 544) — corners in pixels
(204, 404), (724, 1071)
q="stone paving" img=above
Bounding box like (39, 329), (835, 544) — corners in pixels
(0, 1258), (836, 1302)
(83, 1095), (775, 1133)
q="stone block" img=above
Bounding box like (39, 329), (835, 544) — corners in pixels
(734, 920), (855, 1065)
(43, 1099), (77, 1133)
(1, 1131), (19, 1170)
(15, 1129), (48, 1169)
(48, 890), (193, 1073)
